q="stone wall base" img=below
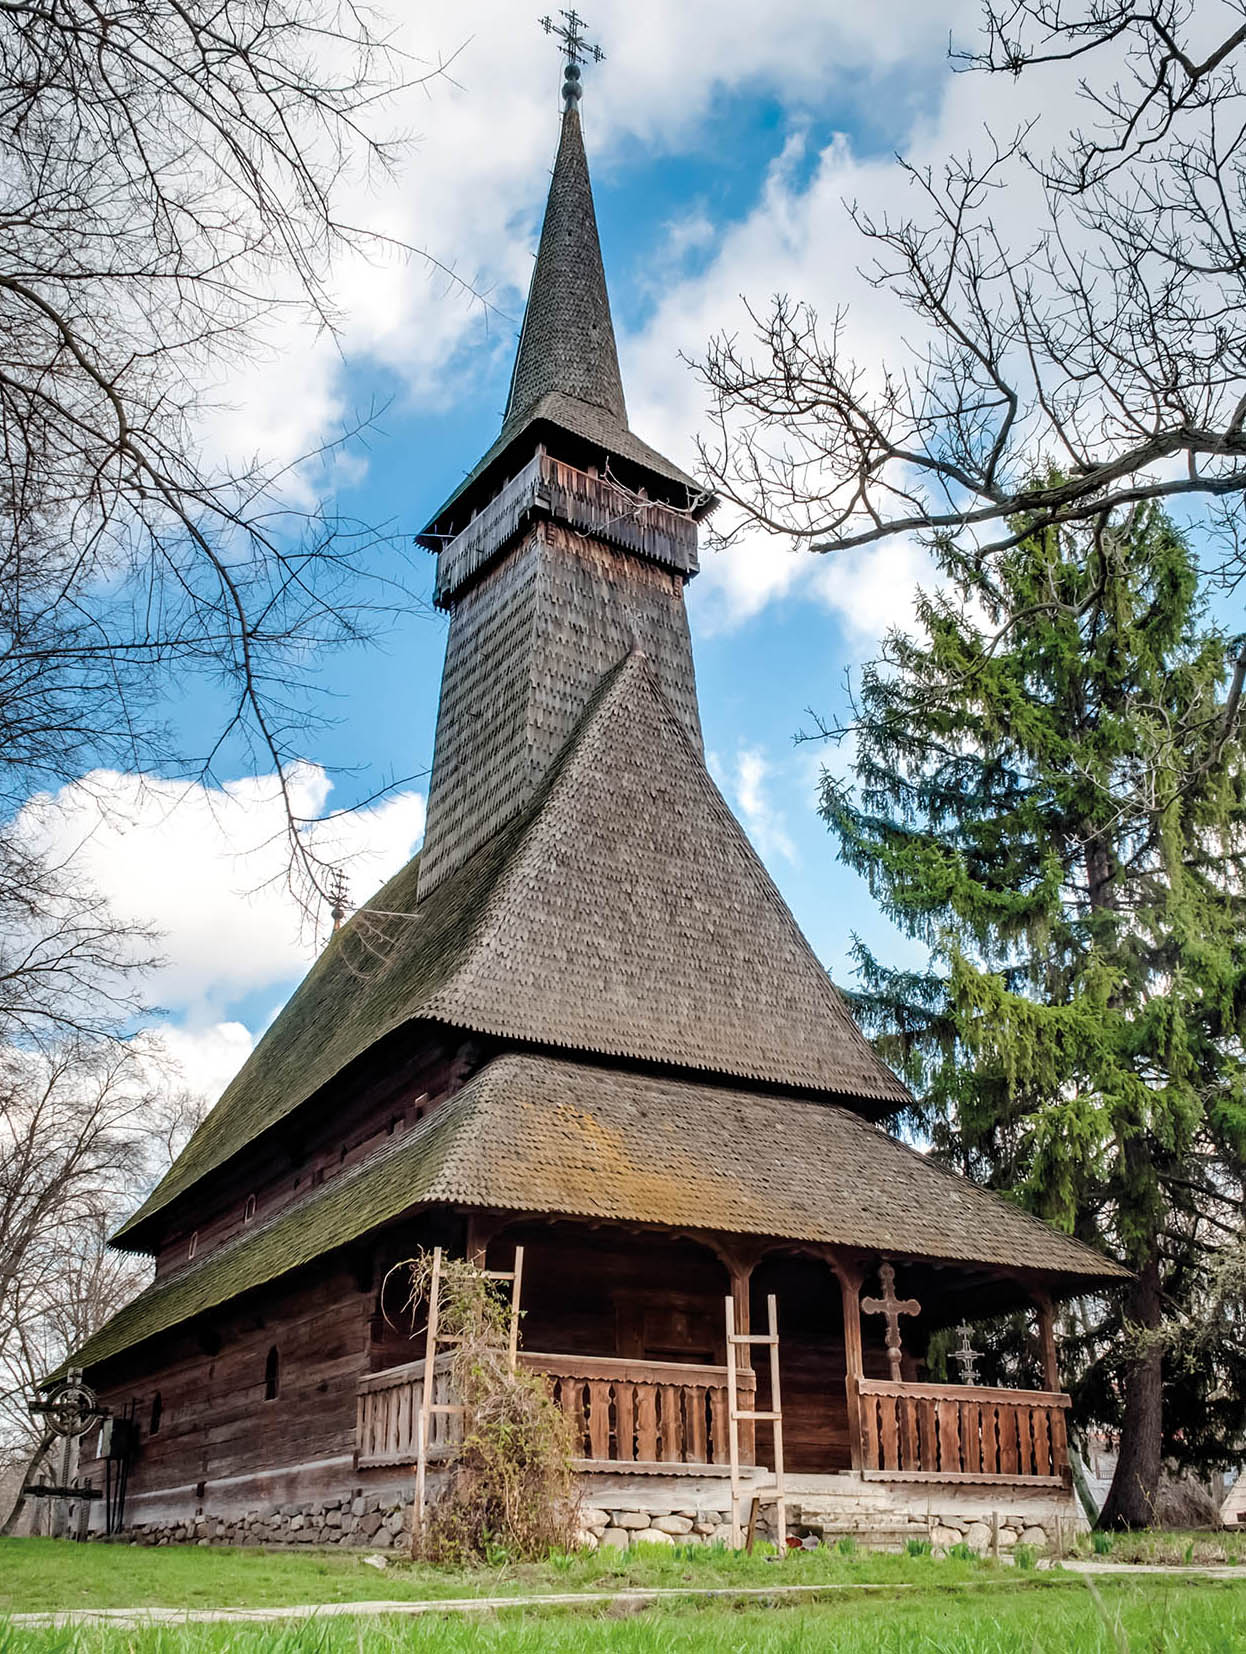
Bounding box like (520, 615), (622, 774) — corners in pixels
(106, 1471), (1085, 1556)
(108, 1494), (412, 1550)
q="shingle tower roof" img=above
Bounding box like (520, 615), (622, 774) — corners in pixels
(419, 103), (708, 542)
(505, 108), (627, 429)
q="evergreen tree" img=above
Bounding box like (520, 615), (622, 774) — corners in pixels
(823, 504), (1246, 1528)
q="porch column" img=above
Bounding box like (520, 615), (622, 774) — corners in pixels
(465, 1211), (504, 1269)
(1034, 1290), (1060, 1392)
(830, 1255), (865, 1472)
(708, 1239), (762, 1465)
(728, 1254), (757, 1465)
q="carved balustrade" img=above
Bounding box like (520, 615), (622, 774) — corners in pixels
(856, 1378), (1070, 1484)
(356, 1350), (752, 1472)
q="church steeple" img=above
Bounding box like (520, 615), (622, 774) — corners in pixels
(504, 106), (627, 430)
(418, 27), (709, 550)
(414, 25), (714, 898)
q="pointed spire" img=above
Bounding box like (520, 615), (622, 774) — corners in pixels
(505, 107), (626, 426)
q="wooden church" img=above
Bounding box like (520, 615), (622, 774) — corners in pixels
(71, 46), (1126, 1549)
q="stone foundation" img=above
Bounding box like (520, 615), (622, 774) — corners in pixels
(113, 1494), (412, 1550)
(106, 1471), (1084, 1556)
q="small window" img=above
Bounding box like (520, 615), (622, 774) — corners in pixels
(149, 1393), (163, 1435)
(264, 1345), (280, 1401)
(187, 1231), (198, 1261)
(243, 1194), (256, 1224)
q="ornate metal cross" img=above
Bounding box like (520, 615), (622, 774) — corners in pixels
(862, 1261), (921, 1383)
(951, 1322), (982, 1386)
(540, 9), (605, 65)
(540, 10), (604, 108)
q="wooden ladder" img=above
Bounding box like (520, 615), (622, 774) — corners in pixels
(412, 1244), (524, 1540)
(725, 1292), (786, 1552)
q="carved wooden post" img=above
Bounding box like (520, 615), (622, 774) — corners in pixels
(710, 1239), (761, 1466)
(465, 1211), (503, 1269)
(1034, 1291), (1060, 1392)
(728, 1256), (756, 1465)
(835, 1259), (865, 1472)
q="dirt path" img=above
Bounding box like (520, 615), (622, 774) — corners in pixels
(12, 1565), (1246, 1630)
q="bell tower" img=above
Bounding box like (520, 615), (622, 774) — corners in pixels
(415, 27), (715, 897)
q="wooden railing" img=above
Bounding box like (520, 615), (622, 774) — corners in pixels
(434, 450), (698, 604)
(357, 1353), (459, 1469)
(523, 1352), (752, 1472)
(857, 1379), (1070, 1484)
(357, 1351), (753, 1473)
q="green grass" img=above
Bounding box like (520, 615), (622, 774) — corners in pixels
(0, 1536), (998, 1614)
(6, 1534), (1246, 1652)
(1075, 1526), (1246, 1567)
(6, 1579), (1246, 1652)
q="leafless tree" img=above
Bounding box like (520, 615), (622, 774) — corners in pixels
(699, 5), (1246, 585)
(0, 0), (465, 969)
(0, 1045), (204, 1500)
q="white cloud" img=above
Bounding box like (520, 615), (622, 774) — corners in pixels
(811, 535), (939, 645)
(15, 765), (425, 1024)
(189, 1), (991, 516)
(731, 746), (798, 867)
(134, 1022), (256, 1110)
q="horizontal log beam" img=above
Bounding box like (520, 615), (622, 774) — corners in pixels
(856, 1379), (1070, 1408)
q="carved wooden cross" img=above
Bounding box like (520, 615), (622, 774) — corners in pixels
(862, 1261), (920, 1383)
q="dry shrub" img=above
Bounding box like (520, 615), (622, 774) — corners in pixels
(389, 1250), (579, 1562)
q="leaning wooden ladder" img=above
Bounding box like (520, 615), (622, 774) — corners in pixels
(725, 1292), (786, 1551)
(412, 1244), (524, 1541)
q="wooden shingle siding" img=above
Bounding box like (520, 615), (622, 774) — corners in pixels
(433, 452), (699, 608)
(418, 524), (700, 895)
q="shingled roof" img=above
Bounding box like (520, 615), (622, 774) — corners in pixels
(115, 654), (909, 1249)
(76, 1052), (1126, 1375)
(421, 108), (706, 539)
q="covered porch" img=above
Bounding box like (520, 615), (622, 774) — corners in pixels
(355, 1216), (1072, 1491)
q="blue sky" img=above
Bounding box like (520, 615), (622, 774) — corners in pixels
(35, 1), (1067, 1101)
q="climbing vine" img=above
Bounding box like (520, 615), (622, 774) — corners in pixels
(386, 1249), (579, 1561)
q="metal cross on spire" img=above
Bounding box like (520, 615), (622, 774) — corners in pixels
(540, 10), (605, 109)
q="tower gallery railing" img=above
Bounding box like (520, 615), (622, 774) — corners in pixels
(433, 449), (699, 605)
(356, 1351), (753, 1472)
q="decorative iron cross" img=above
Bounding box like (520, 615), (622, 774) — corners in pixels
(951, 1322), (981, 1386)
(862, 1261), (921, 1383)
(540, 10), (605, 66)
(540, 10), (604, 108)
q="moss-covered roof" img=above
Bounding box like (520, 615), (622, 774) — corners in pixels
(77, 1051), (1126, 1376)
(117, 655), (911, 1250)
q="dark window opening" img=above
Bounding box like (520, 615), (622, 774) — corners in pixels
(264, 1345), (280, 1401)
(243, 1193), (256, 1223)
(149, 1393), (163, 1435)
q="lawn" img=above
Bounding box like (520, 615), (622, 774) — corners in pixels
(0, 1536), (1001, 1613)
(5, 1577), (1246, 1652)
(3, 1536), (1246, 1651)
